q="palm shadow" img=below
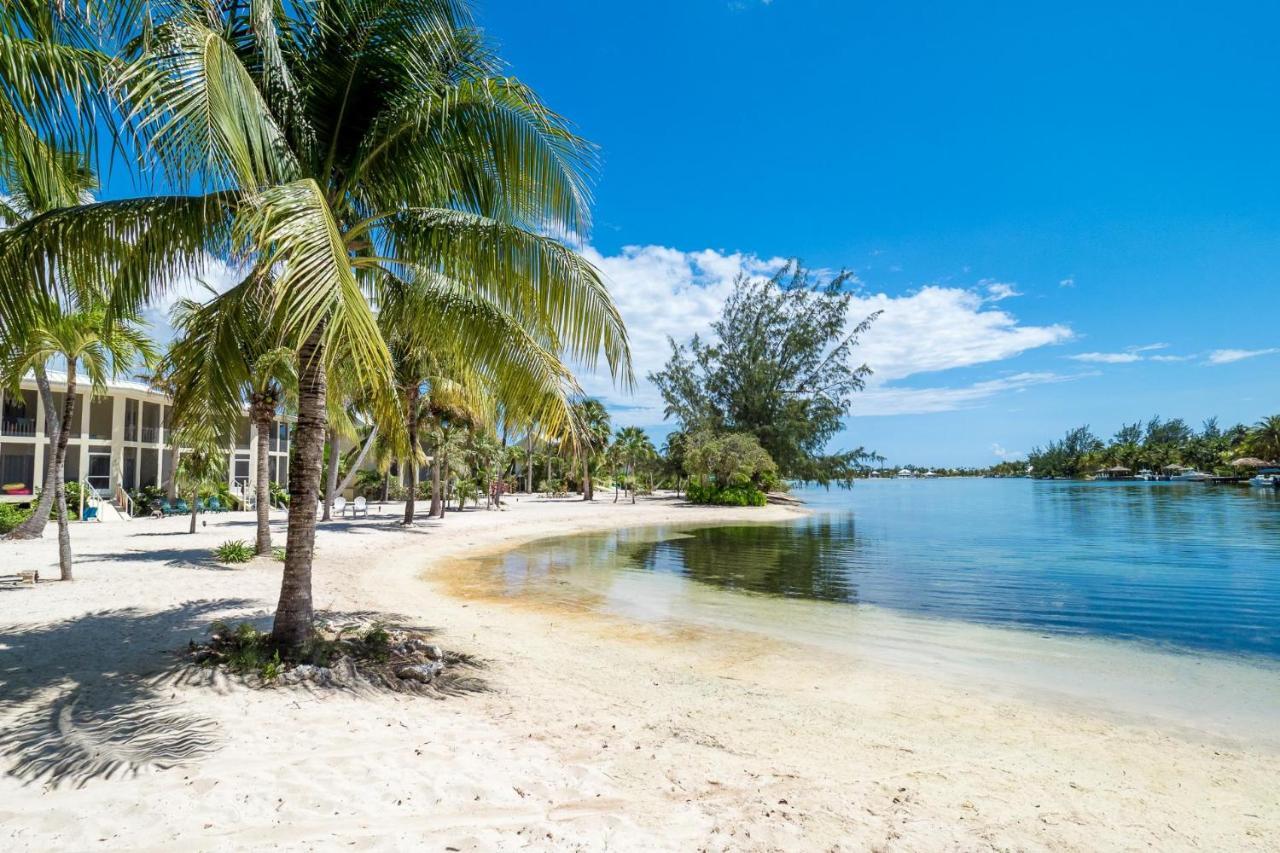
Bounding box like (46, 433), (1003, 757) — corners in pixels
(0, 599), (254, 788)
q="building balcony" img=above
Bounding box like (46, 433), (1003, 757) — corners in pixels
(140, 425), (161, 444)
(2, 417), (36, 437)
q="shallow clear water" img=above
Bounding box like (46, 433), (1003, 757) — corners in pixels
(491, 480), (1280, 660)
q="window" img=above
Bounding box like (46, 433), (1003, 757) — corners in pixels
(124, 398), (139, 441)
(1, 389), (37, 437)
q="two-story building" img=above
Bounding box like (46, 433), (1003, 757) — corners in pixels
(0, 371), (290, 507)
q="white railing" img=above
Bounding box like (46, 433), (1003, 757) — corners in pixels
(78, 479), (102, 521)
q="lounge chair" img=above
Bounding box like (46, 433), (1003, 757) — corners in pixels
(174, 498), (191, 514)
(347, 496), (368, 517)
(157, 498), (174, 516)
(332, 496), (347, 517)
(206, 496), (225, 513)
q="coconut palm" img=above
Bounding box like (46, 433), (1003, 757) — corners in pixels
(612, 426), (655, 504)
(2, 1), (630, 648)
(1, 297), (155, 578)
(165, 279), (296, 554)
(173, 424), (228, 534)
(572, 398), (610, 501)
(1246, 415), (1280, 463)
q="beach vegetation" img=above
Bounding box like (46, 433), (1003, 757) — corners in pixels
(0, 502), (32, 534)
(213, 540), (254, 564)
(650, 261), (878, 486)
(1026, 414), (1280, 478)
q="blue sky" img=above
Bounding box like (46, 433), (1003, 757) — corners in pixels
(466, 0), (1280, 466)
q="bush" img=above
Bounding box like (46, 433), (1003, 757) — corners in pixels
(213, 539), (254, 563)
(203, 621), (280, 678)
(685, 482), (767, 507)
(0, 502), (32, 534)
(129, 485), (166, 517)
(271, 546), (287, 562)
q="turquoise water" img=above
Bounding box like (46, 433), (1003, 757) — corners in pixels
(494, 480), (1280, 660)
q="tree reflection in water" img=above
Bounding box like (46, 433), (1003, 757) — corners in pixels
(622, 516), (862, 603)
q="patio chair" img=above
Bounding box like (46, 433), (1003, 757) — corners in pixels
(174, 498), (191, 514)
(348, 495), (368, 517)
(332, 496), (347, 517)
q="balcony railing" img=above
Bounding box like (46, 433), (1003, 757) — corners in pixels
(2, 417), (36, 437)
(140, 425), (161, 443)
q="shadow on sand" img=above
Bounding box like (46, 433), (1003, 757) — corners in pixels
(0, 599), (251, 789)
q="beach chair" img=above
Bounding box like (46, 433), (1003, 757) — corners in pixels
(332, 496), (347, 517)
(348, 496), (368, 517)
(175, 498), (191, 514)
(157, 498), (175, 516)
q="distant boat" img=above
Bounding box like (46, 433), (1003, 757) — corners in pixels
(1249, 467), (1280, 487)
(1170, 469), (1212, 482)
(1135, 469), (1158, 481)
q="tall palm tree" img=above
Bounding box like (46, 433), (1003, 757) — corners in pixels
(573, 398), (610, 501)
(613, 426), (654, 505)
(165, 279), (296, 555)
(2, 298), (155, 577)
(1246, 415), (1280, 462)
(2, 1), (630, 649)
(173, 423), (228, 534)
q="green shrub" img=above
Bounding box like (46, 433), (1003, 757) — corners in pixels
(269, 481), (289, 506)
(213, 539), (254, 563)
(685, 482), (767, 507)
(0, 502), (32, 534)
(271, 546), (287, 562)
(129, 485), (166, 517)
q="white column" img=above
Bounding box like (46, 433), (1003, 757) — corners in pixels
(32, 388), (44, 486)
(77, 390), (90, 488)
(110, 394), (126, 493)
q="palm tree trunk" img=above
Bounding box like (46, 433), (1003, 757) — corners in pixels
(53, 366), (77, 580)
(165, 443), (180, 499)
(272, 327), (326, 651)
(336, 425), (377, 496)
(189, 484), (198, 533)
(7, 364), (58, 540)
(321, 430), (338, 521)
(630, 461), (636, 504)
(525, 431), (533, 492)
(582, 458), (592, 501)
(403, 393), (419, 525)
(430, 452), (442, 517)
(253, 410), (273, 555)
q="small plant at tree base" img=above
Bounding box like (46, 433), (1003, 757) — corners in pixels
(271, 546), (287, 562)
(213, 539), (254, 563)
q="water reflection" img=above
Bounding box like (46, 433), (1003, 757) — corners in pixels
(488, 480), (1280, 659)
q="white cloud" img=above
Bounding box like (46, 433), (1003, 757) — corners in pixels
(141, 253), (243, 343)
(1059, 276), (1075, 288)
(1205, 348), (1280, 365)
(983, 281), (1021, 301)
(1066, 343), (1186, 364)
(578, 245), (1075, 422)
(850, 371), (1090, 417)
(991, 442), (1025, 460)
(1068, 351), (1143, 364)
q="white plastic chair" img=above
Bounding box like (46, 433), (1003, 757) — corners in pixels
(350, 495), (368, 517)
(332, 496), (347, 517)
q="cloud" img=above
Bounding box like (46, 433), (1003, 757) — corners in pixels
(991, 442), (1025, 460)
(1059, 276), (1076, 288)
(1068, 351), (1143, 364)
(1066, 343), (1186, 364)
(982, 281), (1021, 301)
(576, 244), (1075, 423)
(850, 371), (1091, 417)
(1205, 348), (1280, 365)
(141, 253), (243, 343)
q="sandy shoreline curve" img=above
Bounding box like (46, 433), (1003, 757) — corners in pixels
(2, 493), (1277, 851)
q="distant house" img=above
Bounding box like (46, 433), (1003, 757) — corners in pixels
(0, 372), (290, 506)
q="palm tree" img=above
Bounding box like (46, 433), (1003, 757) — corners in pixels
(573, 398), (611, 501)
(3, 1), (630, 649)
(166, 280), (296, 555)
(2, 298), (155, 577)
(613, 426), (655, 504)
(174, 425), (228, 534)
(1246, 415), (1280, 462)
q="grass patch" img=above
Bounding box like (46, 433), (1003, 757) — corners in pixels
(212, 540), (254, 563)
(271, 546), (287, 562)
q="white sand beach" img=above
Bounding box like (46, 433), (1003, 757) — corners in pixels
(2, 496), (1278, 851)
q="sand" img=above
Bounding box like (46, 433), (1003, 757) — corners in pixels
(1, 494), (1277, 851)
